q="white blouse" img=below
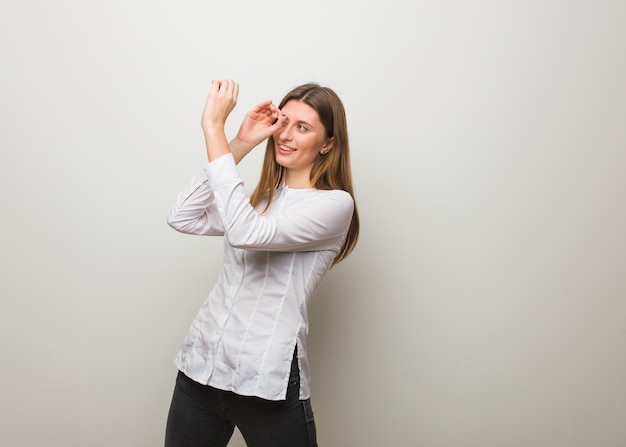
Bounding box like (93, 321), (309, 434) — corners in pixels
(167, 153), (354, 400)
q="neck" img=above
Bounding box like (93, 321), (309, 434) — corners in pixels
(284, 170), (313, 189)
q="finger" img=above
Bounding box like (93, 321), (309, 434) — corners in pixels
(268, 113), (287, 131)
(261, 103), (276, 118)
(220, 79), (237, 102)
(223, 79), (232, 94)
(232, 81), (239, 101)
(250, 100), (273, 113)
(268, 104), (280, 119)
(209, 80), (220, 96)
(224, 79), (234, 94)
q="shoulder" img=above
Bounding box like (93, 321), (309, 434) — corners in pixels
(302, 188), (353, 202)
(306, 189), (354, 215)
(279, 187), (354, 213)
(320, 189), (353, 206)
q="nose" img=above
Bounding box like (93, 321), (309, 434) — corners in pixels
(278, 124), (293, 141)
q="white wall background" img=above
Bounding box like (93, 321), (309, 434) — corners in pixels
(1, 0), (625, 446)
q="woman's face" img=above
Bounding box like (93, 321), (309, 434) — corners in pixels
(273, 100), (332, 187)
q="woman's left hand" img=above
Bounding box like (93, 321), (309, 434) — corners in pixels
(233, 100), (287, 152)
(201, 80), (239, 131)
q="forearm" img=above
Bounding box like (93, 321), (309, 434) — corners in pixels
(203, 126), (230, 162)
(167, 167), (224, 235)
(200, 79), (239, 162)
(228, 136), (252, 164)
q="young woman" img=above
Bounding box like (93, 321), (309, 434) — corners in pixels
(164, 80), (359, 447)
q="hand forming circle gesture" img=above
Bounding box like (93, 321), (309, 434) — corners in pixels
(234, 100), (287, 150)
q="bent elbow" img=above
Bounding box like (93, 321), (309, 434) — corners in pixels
(167, 214), (185, 232)
(224, 226), (268, 249)
(166, 209), (194, 234)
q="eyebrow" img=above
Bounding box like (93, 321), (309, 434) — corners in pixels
(297, 120), (314, 128)
(284, 115), (315, 129)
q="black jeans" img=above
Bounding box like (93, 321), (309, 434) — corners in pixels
(165, 352), (317, 447)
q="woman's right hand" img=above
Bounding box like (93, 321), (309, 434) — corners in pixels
(201, 80), (239, 162)
(201, 80), (239, 132)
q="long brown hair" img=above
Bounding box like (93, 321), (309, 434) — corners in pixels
(250, 83), (359, 265)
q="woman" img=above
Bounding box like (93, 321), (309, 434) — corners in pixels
(165, 80), (359, 447)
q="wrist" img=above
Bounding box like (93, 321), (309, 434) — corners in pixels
(202, 124), (225, 134)
(229, 136), (253, 164)
(230, 136), (251, 150)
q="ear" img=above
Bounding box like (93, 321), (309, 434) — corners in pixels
(320, 137), (334, 155)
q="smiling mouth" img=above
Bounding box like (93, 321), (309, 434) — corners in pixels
(278, 144), (296, 152)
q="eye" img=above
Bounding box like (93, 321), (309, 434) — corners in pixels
(297, 124), (309, 131)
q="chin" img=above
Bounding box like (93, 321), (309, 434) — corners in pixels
(274, 152), (292, 169)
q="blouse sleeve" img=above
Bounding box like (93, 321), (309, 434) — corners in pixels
(207, 153), (354, 252)
(166, 166), (225, 236)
